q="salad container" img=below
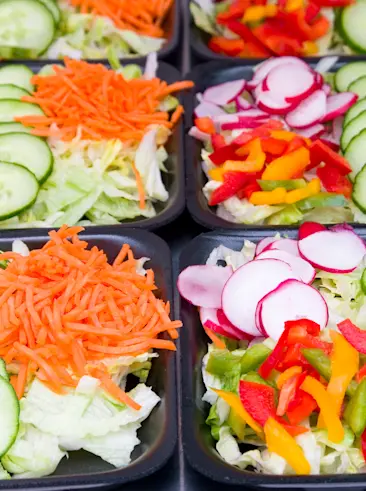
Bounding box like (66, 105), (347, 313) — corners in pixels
(179, 228), (366, 488)
(0, 227), (177, 489)
(0, 59), (185, 232)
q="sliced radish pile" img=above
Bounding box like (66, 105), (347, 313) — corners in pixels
(256, 92), (293, 115)
(249, 57), (309, 89)
(298, 229), (366, 273)
(255, 236), (277, 256)
(203, 80), (246, 106)
(256, 250), (315, 284)
(194, 101), (226, 119)
(222, 259), (298, 336)
(177, 265), (232, 308)
(216, 309), (253, 340)
(235, 96), (252, 111)
(200, 307), (248, 340)
(296, 124), (325, 139)
(258, 279), (328, 340)
(267, 238), (300, 256)
(265, 64), (317, 104)
(321, 93), (358, 123)
(285, 90), (327, 129)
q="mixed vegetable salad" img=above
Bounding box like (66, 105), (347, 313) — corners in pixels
(0, 57), (192, 229)
(191, 0), (366, 57)
(190, 56), (366, 225)
(0, 0), (174, 59)
(178, 222), (366, 475)
(0, 225), (181, 479)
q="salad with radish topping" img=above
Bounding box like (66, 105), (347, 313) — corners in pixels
(178, 223), (366, 475)
(190, 57), (366, 225)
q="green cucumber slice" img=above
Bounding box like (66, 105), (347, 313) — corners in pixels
(344, 129), (366, 180)
(341, 111), (366, 151)
(349, 76), (366, 98)
(0, 123), (32, 135)
(38, 0), (60, 24)
(0, 65), (34, 92)
(344, 98), (366, 126)
(339, 3), (366, 54)
(0, 100), (44, 123)
(0, 359), (9, 382)
(0, 377), (19, 456)
(0, 85), (30, 100)
(335, 62), (366, 92)
(352, 163), (366, 213)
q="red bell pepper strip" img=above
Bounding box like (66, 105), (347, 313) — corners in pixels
(209, 144), (239, 166)
(317, 165), (353, 198)
(261, 137), (288, 156)
(357, 364), (366, 383)
(226, 20), (274, 56)
(310, 140), (353, 175)
(258, 327), (290, 378)
(307, 14), (330, 39)
(239, 381), (276, 426)
(287, 326), (332, 354)
(286, 136), (308, 154)
(208, 37), (246, 57)
(195, 117), (215, 135)
(362, 429), (366, 461)
(287, 391), (318, 425)
(277, 372), (306, 416)
(211, 134), (226, 151)
(338, 319), (366, 354)
(282, 423), (309, 437)
(312, 0), (354, 6)
(237, 180), (262, 200)
(305, 2), (321, 23)
(278, 344), (312, 371)
(216, 2), (248, 24)
(285, 319), (320, 336)
(209, 172), (250, 206)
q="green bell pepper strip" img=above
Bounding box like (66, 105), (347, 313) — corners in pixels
(258, 179), (307, 191)
(228, 408), (246, 441)
(348, 378), (366, 437)
(241, 371), (276, 389)
(241, 344), (271, 374)
(206, 351), (241, 376)
(296, 192), (347, 212)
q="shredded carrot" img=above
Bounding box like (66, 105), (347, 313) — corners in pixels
(17, 58), (194, 144)
(203, 327), (226, 350)
(0, 226), (182, 408)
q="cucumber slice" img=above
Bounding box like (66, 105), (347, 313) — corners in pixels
(0, 0), (55, 57)
(344, 97), (366, 126)
(38, 0), (60, 24)
(0, 377), (19, 456)
(0, 359), (9, 382)
(0, 85), (30, 101)
(335, 62), (366, 92)
(341, 111), (366, 151)
(0, 161), (39, 220)
(0, 100), (44, 123)
(0, 123), (32, 135)
(344, 129), (366, 180)
(352, 163), (366, 213)
(0, 65), (34, 92)
(349, 76), (366, 98)
(0, 133), (53, 183)
(339, 3), (366, 54)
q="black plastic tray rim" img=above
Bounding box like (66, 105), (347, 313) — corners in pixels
(0, 227), (177, 490)
(179, 229), (366, 489)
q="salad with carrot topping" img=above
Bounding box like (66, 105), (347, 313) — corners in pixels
(0, 57), (192, 229)
(0, 225), (181, 479)
(0, 0), (174, 59)
(178, 223), (366, 475)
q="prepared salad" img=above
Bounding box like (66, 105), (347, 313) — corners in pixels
(189, 56), (366, 225)
(0, 225), (181, 479)
(0, 57), (192, 229)
(0, 0), (174, 59)
(190, 0), (365, 58)
(178, 223), (366, 475)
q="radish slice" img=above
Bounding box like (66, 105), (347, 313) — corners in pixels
(321, 93), (358, 123)
(200, 307), (245, 340)
(255, 302), (266, 336)
(221, 119), (268, 130)
(235, 96), (252, 111)
(236, 108), (268, 119)
(296, 124), (325, 139)
(267, 238), (300, 257)
(319, 137), (339, 151)
(298, 230), (366, 273)
(258, 279), (328, 341)
(333, 116), (343, 143)
(255, 237), (277, 256)
(298, 222), (326, 240)
(315, 72), (324, 88)
(216, 309), (254, 340)
(249, 57), (309, 89)
(203, 80), (246, 106)
(256, 250), (316, 284)
(195, 101), (226, 119)
(286, 90), (327, 128)
(222, 259), (299, 336)
(264, 64), (317, 104)
(322, 84), (331, 96)
(178, 265), (232, 308)
(257, 92), (294, 115)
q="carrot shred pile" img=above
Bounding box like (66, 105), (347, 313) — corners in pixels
(0, 225), (182, 408)
(16, 58), (194, 143)
(69, 0), (173, 38)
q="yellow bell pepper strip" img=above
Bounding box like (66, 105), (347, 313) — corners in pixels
(242, 5), (278, 23)
(236, 137), (265, 158)
(224, 138), (266, 173)
(302, 41), (319, 55)
(208, 167), (225, 182)
(212, 388), (264, 437)
(277, 366), (303, 389)
(270, 130), (297, 142)
(262, 147), (310, 180)
(285, 0), (304, 12)
(249, 187), (287, 205)
(301, 376), (345, 443)
(285, 178), (321, 204)
(264, 417), (311, 475)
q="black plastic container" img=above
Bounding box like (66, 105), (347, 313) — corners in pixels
(0, 228), (176, 489)
(0, 59), (186, 231)
(179, 228), (366, 488)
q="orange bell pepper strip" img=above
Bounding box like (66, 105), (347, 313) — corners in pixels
(285, 178), (321, 204)
(302, 41), (319, 55)
(224, 138), (266, 173)
(262, 147), (310, 180)
(301, 376), (345, 443)
(270, 130), (297, 142)
(285, 0), (304, 12)
(194, 117), (215, 135)
(242, 5), (278, 22)
(264, 417), (311, 475)
(277, 366), (303, 389)
(249, 187), (287, 205)
(212, 388), (264, 437)
(208, 168), (225, 182)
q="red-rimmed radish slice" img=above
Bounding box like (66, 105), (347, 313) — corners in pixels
(188, 126), (211, 142)
(178, 265), (232, 308)
(216, 309), (254, 340)
(333, 116), (343, 143)
(285, 90), (327, 129)
(264, 64), (317, 104)
(321, 92), (358, 123)
(298, 222), (326, 240)
(315, 72), (324, 88)
(267, 238), (300, 256)
(255, 237), (277, 256)
(237, 108), (268, 119)
(258, 279), (328, 340)
(235, 96), (253, 111)
(257, 92), (294, 115)
(195, 101), (226, 118)
(221, 119), (268, 130)
(296, 124), (325, 139)
(255, 302), (266, 336)
(222, 259), (299, 336)
(319, 137), (339, 151)
(256, 250), (316, 284)
(298, 229), (366, 273)
(248, 57), (309, 89)
(200, 307), (246, 340)
(322, 84), (331, 96)
(203, 80), (246, 106)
